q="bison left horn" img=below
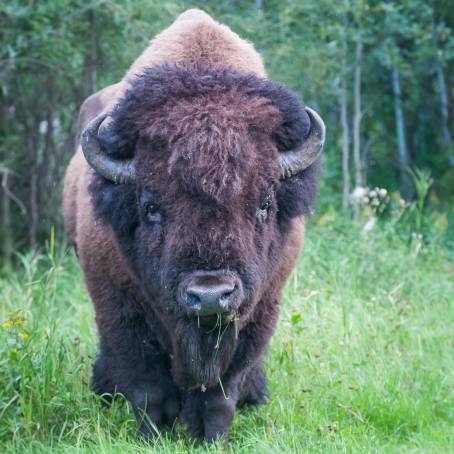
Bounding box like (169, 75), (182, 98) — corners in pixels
(80, 112), (137, 184)
(278, 107), (326, 179)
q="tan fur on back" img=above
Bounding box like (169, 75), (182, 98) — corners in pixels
(92, 10), (266, 114)
(126, 10), (266, 82)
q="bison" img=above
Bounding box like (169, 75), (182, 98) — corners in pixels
(63, 9), (325, 442)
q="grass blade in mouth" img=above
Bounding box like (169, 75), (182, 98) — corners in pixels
(206, 313), (221, 333)
(215, 316), (232, 350)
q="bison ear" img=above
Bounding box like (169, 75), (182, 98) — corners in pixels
(255, 83), (322, 217)
(270, 91), (311, 155)
(276, 162), (320, 218)
(253, 81), (324, 178)
(253, 83), (311, 153)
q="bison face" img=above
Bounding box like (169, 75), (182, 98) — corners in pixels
(85, 63), (324, 387)
(134, 172), (277, 325)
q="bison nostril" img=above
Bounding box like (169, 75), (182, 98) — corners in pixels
(186, 291), (202, 309)
(219, 288), (236, 308)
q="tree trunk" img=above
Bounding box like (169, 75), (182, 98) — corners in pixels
(435, 61), (452, 153)
(431, 15), (453, 163)
(86, 9), (98, 94)
(27, 115), (38, 250)
(1, 167), (26, 264)
(353, 41), (363, 220)
(29, 173), (38, 250)
(363, 137), (373, 186)
(340, 42), (350, 209)
(26, 117), (39, 250)
(392, 65), (412, 198)
(39, 77), (56, 224)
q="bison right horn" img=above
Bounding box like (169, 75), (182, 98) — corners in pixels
(80, 112), (137, 184)
(278, 107), (326, 179)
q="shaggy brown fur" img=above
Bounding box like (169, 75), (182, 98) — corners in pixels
(63, 9), (319, 442)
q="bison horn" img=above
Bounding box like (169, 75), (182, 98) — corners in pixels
(278, 107), (326, 179)
(80, 112), (137, 184)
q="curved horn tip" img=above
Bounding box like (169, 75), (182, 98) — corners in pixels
(81, 112), (108, 147)
(277, 106), (326, 179)
(305, 106), (326, 143)
(80, 112), (137, 185)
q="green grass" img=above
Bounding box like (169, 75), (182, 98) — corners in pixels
(1, 220), (453, 453)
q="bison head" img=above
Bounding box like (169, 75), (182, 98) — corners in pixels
(84, 63), (324, 388)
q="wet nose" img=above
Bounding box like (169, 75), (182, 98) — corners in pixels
(184, 274), (237, 316)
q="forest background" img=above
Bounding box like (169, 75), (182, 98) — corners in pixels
(1, 0), (454, 258)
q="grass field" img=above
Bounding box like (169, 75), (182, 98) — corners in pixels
(1, 219), (453, 453)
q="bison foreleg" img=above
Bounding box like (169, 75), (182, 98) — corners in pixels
(196, 360), (267, 441)
(180, 375), (241, 443)
(90, 293), (180, 435)
(93, 341), (180, 436)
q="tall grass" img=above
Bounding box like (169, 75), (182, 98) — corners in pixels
(1, 219), (453, 453)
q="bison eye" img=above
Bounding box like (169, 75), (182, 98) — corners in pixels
(144, 203), (162, 224)
(257, 193), (273, 222)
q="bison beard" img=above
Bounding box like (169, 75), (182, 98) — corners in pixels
(172, 318), (237, 390)
(74, 50), (322, 441)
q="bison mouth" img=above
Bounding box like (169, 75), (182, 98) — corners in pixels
(192, 311), (238, 329)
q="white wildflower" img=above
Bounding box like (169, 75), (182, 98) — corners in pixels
(363, 217), (376, 233)
(350, 186), (368, 204)
(39, 120), (48, 135)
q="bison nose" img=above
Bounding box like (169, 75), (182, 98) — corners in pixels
(184, 275), (238, 316)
